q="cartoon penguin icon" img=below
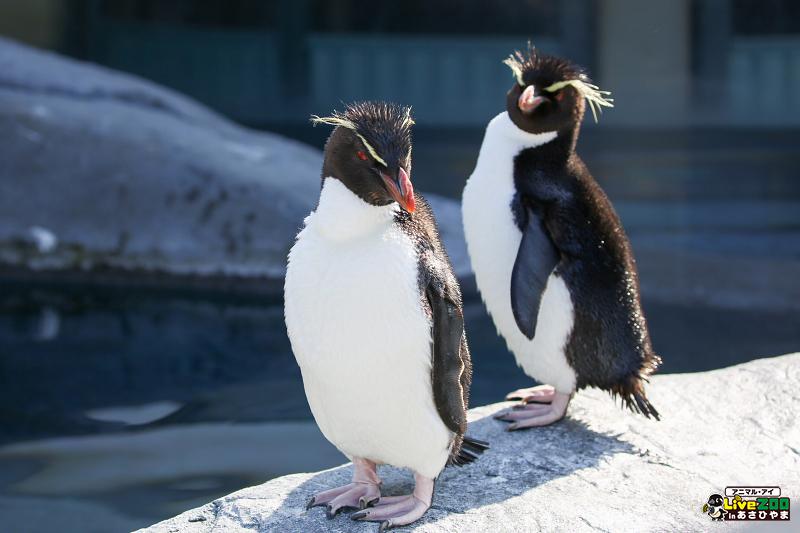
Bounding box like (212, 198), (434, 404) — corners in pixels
(703, 494), (725, 521)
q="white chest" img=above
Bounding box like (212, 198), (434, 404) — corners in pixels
(462, 113), (577, 392)
(284, 179), (452, 478)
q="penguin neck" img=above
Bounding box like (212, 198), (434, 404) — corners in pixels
(528, 127), (578, 170)
(488, 112), (558, 150)
(314, 177), (399, 241)
(486, 111), (578, 168)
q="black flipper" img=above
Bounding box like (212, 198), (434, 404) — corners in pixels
(511, 205), (560, 339)
(427, 284), (468, 436)
(427, 283), (489, 466)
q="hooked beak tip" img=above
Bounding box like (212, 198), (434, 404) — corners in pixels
(518, 85), (544, 114)
(382, 168), (415, 213)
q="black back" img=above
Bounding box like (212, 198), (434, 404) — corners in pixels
(512, 133), (661, 418)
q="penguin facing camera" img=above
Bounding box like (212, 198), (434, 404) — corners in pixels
(462, 45), (661, 430)
(285, 102), (487, 531)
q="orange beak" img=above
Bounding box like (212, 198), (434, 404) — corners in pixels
(381, 167), (415, 213)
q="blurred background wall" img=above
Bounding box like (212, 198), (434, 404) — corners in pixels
(2, 0), (799, 128)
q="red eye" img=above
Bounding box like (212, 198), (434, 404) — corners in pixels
(356, 151), (368, 161)
(555, 91), (565, 102)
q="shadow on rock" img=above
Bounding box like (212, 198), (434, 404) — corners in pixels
(258, 408), (635, 531)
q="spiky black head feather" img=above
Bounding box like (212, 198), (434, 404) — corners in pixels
(312, 101), (414, 173)
(504, 45), (588, 89)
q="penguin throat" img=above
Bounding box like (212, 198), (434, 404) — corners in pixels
(492, 112), (558, 149)
(314, 177), (399, 241)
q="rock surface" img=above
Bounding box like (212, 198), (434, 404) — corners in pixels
(142, 353), (799, 532)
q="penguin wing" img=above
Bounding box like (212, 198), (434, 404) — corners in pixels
(511, 205), (560, 339)
(426, 282), (468, 436)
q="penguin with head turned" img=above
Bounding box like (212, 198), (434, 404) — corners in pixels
(285, 101), (487, 530)
(462, 46), (661, 429)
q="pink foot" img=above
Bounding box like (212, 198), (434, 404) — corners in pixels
(351, 472), (433, 531)
(495, 389), (571, 429)
(505, 384), (556, 403)
(306, 458), (381, 519)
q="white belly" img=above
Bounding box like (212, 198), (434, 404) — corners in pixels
(284, 180), (452, 478)
(462, 113), (577, 393)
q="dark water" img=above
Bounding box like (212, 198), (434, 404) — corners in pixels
(1, 283), (798, 531)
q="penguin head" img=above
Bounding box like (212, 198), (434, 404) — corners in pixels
(312, 101), (416, 213)
(707, 494), (724, 508)
(503, 46), (613, 134)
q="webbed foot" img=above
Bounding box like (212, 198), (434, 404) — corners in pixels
(495, 389), (571, 429)
(351, 472), (433, 531)
(306, 458), (381, 518)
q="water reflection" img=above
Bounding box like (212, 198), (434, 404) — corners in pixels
(0, 421), (343, 531)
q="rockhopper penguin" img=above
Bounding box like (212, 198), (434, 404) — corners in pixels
(285, 102), (487, 530)
(461, 47), (660, 430)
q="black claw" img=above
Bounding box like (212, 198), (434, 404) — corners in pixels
(359, 497), (379, 509)
(460, 448), (479, 460)
(462, 437), (490, 453)
(351, 510), (368, 521)
(378, 520), (391, 532)
(326, 504), (340, 519)
(305, 497), (316, 511)
(465, 437), (489, 449)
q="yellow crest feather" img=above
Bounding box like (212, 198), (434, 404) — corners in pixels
(355, 133), (388, 167)
(309, 115), (357, 130)
(503, 55), (525, 86)
(543, 79), (614, 123)
(310, 113), (388, 167)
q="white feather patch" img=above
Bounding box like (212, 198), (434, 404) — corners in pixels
(285, 178), (453, 478)
(462, 112), (577, 393)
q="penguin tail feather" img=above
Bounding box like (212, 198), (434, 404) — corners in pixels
(613, 352), (661, 420)
(450, 436), (489, 467)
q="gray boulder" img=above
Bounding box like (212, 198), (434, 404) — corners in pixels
(0, 37), (322, 285)
(141, 353), (800, 532)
